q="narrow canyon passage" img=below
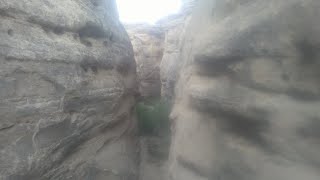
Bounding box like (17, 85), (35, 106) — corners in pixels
(1, 0), (320, 180)
(124, 3), (195, 179)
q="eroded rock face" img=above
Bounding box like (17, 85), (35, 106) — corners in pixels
(126, 24), (164, 98)
(159, 0), (196, 101)
(169, 0), (320, 180)
(0, 0), (138, 179)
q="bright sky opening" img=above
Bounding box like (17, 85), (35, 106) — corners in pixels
(116, 0), (182, 24)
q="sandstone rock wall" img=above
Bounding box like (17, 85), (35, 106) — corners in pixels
(169, 0), (320, 180)
(159, 0), (197, 102)
(126, 24), (164, 98)
(126, 24), (170, 180)
(0, 0), (138, 179)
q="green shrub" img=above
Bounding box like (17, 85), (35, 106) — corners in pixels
(136, 98), (170, 136)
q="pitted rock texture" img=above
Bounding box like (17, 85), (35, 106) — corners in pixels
(0, 0), (138, 179)
(126, 24), (164, 98)
(169, 0), (320, 180)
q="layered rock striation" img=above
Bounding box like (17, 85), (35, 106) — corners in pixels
(126, 0), (197, 102)
(169, 0), (320, 180)
(126, 24), (164, 99)
(0, 0), (138, 179)
(158, 1), (196, 101)
(2, 0), (319, 180)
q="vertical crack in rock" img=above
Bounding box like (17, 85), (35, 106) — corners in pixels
(125, 1), (197, 180)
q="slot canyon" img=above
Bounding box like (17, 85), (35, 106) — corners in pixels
(0, 0), (320, 180)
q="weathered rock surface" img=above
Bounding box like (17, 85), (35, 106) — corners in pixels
(0, 0), (138, 179)
(159, 0), (196, 101)
(126, 24), (164, 98)
(169, 0), (320, 180)
(124, 1), (197, 102)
